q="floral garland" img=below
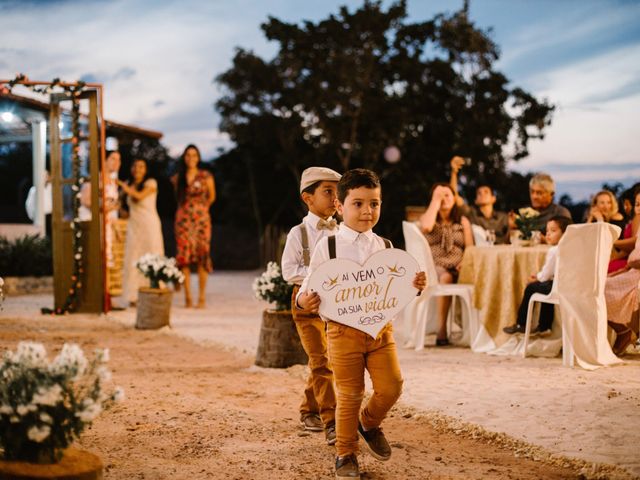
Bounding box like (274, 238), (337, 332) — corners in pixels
(2, 74), (88, 314)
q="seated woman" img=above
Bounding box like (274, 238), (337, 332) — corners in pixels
(605, 189), (640, 355)
(586, 190), (625, 229)
(418, 183), (473, 346)
(609, 189), (640, 273)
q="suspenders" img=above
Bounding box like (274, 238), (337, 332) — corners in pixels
(327, 235), (391, 259)
(299, 222), (311, 267)
(328, 233), (337, 259)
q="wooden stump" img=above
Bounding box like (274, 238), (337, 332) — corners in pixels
(255, 309), (308, 368)
(135, 287), (172, 329)
(0, 448), (102, 480)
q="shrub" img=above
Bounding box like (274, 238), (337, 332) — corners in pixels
(0, 235), (52, 277)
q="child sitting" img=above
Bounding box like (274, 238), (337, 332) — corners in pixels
(503, 215), (571, 336)
(281, 166), (342, 445)
(297, 168), (426, 479)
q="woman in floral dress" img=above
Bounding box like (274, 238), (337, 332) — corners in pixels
(172, 144), (216, 308)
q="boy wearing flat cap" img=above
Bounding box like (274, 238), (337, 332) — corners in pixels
(281, 166), (342, 445)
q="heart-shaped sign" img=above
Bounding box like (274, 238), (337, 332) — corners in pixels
(307, 248), (420, 338)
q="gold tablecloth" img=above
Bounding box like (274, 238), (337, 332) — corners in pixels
(458, 245), (551, 347)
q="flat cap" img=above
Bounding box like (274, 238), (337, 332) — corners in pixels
(300, 167), (342, 193)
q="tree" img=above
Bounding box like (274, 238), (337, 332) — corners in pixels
(214, 0), (554, 247)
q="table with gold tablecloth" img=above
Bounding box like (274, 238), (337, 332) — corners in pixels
(458, 244), (551, 349)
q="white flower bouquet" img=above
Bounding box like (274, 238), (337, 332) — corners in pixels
(135, 254), (185, 289)
(0, 342), (124, 464)
(252, 261), (293, 311)
(515, 207), (540, 240)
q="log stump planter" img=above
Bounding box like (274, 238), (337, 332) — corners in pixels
(135, 287), (172, 329)
(0, 448), (102, 480)
(255, 309), (308, 368)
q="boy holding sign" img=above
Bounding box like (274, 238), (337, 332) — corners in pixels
(281, 166), (342, 445)
(298, 169), (427, 479)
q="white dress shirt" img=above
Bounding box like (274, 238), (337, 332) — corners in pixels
(536, 245), (558, 282)
(297, 224), (392, 305)
(24, 183), (52, 221)
(281, 211), (338, 285)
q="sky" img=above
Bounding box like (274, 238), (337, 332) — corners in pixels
(1, 0), (639, 201)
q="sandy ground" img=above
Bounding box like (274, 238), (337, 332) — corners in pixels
(1, 270), (639, 479)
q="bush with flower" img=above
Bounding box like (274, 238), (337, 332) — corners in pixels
(136, 254), (185, 289)
(0, 342), (124, 463)
(514, 207), (540, 240)
(252, 261), (293, 311)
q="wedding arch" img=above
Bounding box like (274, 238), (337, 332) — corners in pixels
(0, 75), (107, 313)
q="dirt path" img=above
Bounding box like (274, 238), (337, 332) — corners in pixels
(0, 316), (630, 479)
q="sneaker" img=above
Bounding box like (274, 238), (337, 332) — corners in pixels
(335, 454), (359, 479)
(530, 326), (552, 338)
(358, 422), (391, 461)
(325, 422), (336, 446)
(503, 324), (525, 335)
(300, 413), (323, 432)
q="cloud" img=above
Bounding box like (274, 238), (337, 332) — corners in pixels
(511, 41), (640, 181)
(79, 67), (136, 85)
(499, 2), (640, 79)
(510, 162), (640, 201)
(580, 78), (640, 104)
(113, 67), (136, 81)
(79, 73), (100, 83)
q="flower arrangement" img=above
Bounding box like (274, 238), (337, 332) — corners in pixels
(0, 342), (124, 464)
(514, 207), (540, 240)
(252, 262), (293, 311)
(136, 254), (185, 289)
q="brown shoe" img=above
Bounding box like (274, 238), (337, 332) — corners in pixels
(358, 422), (391, 461)
(335, 454), (359, 479)
(325, 422), (336, 446)
(300, 413), (323, 432)
(613, 328), (635, 356)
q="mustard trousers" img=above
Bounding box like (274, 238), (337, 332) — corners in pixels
(291, 287), (336, 427)
(327, 321), (403, 457)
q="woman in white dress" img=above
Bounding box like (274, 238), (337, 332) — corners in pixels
(115, 158), (164, 307)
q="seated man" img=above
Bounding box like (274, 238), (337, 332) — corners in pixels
(511, 173), (572, 234)
(450, 156), (509, 244)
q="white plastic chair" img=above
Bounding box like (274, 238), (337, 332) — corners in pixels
(521, 262), (563, 360)
(402, 221), (477, 350)
(523, 223), (621, 367)
(471, 224), (489, 246)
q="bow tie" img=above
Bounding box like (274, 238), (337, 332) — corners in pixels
(317, 218), (337, 230)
